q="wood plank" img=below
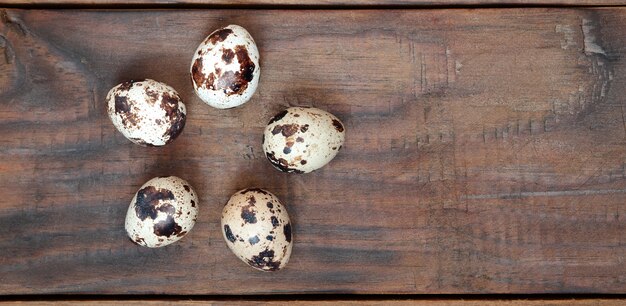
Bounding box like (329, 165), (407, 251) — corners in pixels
(3, 0), (626, 7)
(4, 300), (626, 305)
(0, 8), (625, 295)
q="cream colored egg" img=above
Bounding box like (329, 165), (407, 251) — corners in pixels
(125, 176), (198, 248)
(190, 25), (260, 109)
(221, 188), (292, 271)
(106, 79), (186, 146)
(263, 107), (345, 173)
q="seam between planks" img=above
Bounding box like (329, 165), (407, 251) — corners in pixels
(4, 293), (626, 301)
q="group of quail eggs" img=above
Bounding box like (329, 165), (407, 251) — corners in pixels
(106, 25), (345, 271)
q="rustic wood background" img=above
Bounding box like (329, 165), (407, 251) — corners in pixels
(1, 7), (625, 295)
(4, 0), (625, 7)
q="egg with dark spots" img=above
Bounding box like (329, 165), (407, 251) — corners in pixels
(221, 188), (292, 271)
(190, 25), (260, 109)
(125, 176), (198, 248)
(106, 79), (186, 146)
(263, 107), (345, 173)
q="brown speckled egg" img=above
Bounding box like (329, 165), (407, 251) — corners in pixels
(106, 79), (186, 146)
(190, 25), (260, 109)
(221, 188), (292, 271)
(263, 107), (345, 173)
(125, 176), (198, 248)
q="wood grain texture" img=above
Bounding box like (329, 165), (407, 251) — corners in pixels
(3, 0), (626, 7)
(0, 8), (625, 295)
(5, 300), (626, 305)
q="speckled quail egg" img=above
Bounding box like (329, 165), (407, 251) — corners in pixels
(106, 79), (186, 146)
(190, 25), (260, 109)
(125, 176), (198, 248)
(221, 188), (292, 271)
(263, 107), (345, 173)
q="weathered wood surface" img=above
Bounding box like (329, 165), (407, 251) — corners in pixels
(4, 299), (626, 305)
(3, 0), (626, 7)
(0, 8), (625, 295)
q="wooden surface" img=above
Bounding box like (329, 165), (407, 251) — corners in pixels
(1, 7), (626, 295)
(3, 0), (626, 7)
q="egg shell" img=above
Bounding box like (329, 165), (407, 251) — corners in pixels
(221, 188), (292, 271)
(125, 176), (198, 248)
(263, 107), (345, 173)
(106, 79), (186, 146)
(190, 25), (260, 109)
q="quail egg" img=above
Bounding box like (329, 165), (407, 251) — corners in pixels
(221, 188), (292, 271)
(190, 25), (260, 109)
(106, 79), (186, 146)
(263, 107), (345, 173)
(125, 176), (198, 248)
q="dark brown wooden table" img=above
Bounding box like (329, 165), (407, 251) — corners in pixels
(1, 0), (626, 304)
